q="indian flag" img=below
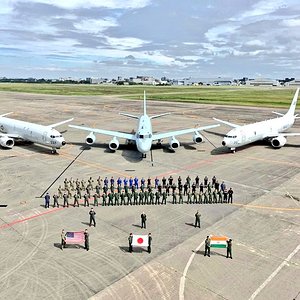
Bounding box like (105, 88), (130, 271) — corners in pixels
(132, 234), (148, 247)
(210, 236), (228, 248)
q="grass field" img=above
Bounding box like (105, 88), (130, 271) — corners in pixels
(0, 83), (298, 108)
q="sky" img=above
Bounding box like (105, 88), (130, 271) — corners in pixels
(0, 0), (300, 79)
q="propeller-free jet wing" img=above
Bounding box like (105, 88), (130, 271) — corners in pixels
(69, 91), (220, 157)
(0, 113), (73, 153)
(213, 88), (300, 152)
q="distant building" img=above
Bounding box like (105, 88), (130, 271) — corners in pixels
(245, 78), (280, 86)
(285, 79), (300, 87)
(173, 77), (234, 86)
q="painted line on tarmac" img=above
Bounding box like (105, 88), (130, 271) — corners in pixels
(0, 207), (63, 230)
(179, 240), (205, 300)
(249, 243), (300, 300)
(232, 203), (300, 211)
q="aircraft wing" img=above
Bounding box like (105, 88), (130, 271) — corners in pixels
(213, 118), (239, 128)
(152, 124), (220, 141)
(69, 125), (136, 141)
(279, 133), (300, 137)
(49, 118), (74, 128)
(0, 133), (22, 139)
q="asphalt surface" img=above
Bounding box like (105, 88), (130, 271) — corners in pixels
(0, 92), (299, 300)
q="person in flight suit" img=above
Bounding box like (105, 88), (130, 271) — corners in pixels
(108, 192), (114, 206)
(120, 190), (126, 205)
(144, 190), (149, 205)
(149, 190), (154, 205)
(141, 212), (147, 229)
(172, 191), (177, 204)
(89, 207), (96, 227)
(178, 191), (183, 204)
(148, 233), (152, 254)
(102, 193), (107, 206)
(139, 190), (144, 205)
(187, 190), (192, 204)
(84, 229), (89, 251)
(155, 191), (160, 205)
(127, 192), (133, 206)
(73, 193), (80, 207)
(93, 193), (99, 206)
(44, 192), (50, 208)
(63, 193), (69, 208)
(114, 192), (120, 206)
(162, 191), (167, 205)
(194, 211), (201, 228)
(204, 236), (211, 257)
(84, 193), (90, 207)
(133, 191), (138, 205)
(226, 239), (233, 259)
(53, 193), (59, 208)
(128, 233), (133, 253)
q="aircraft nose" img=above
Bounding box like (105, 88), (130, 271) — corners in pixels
(222, 140), (226, 146)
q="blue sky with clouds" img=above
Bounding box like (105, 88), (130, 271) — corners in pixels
(0, 0), (299, 79)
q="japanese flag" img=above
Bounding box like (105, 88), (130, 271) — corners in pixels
(132, 234), (148, 247)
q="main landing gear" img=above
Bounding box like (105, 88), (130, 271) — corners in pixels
(142, 153), (147, 158)
(51, 149), (57, 154)
(230, 148), (236, 153)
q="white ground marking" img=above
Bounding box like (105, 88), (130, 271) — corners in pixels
(179, 240), (205, 300)
(249, 243), (300, 300)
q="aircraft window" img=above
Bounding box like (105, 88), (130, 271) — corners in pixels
(226, 135), (237, 138)
(139, 134), (144, 138)
(139, 134), (151, 139)
(50, 135), (55, 138)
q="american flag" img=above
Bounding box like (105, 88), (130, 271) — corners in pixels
(65, 231), (84, 244)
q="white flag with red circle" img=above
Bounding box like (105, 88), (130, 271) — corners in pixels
(132, 234), (148, 247)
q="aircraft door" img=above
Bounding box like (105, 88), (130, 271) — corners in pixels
(42, 131), (48, 143)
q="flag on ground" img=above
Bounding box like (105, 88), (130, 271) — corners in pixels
(132, 234), (148, 247)
(65, 231), (84, 244)
(210, 236), (228, 248)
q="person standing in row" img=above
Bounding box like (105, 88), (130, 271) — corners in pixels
(228, 188), (233, 203)
(53, 193), (59, 208)
(44, 192), (50, 208)
(89, 207), (96, 227)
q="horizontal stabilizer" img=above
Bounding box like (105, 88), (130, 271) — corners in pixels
(49, 118), (74, 128)
(272, 111), (284, 116)
(119, 112), (139, 119)
(150, 112), (171, 119)
(0, 112), (13, 117)
(213, 117), (239, 128)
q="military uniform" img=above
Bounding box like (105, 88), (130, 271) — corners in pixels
(144, 190), (149, 205)
(204, 236), (210, 257)
(133, 191), (138, 205)
(149, 191), (154, 205)
(120, 191), (126, 205)
(128, 234), (133, 253)
(53, 194), (59, 207)
(228, 188), (233, 203)
(162, 191), (167, 205)
(187, 191), (192, 204)
(61, 230), (66, 250)
(178, 191), (183, 204)
(73, 194), (80, 207)
(155, 191), (160, 205)
(84, 230), (89, 251)
(84, 194), (90, 207)
(102, 193), (107, 206)
(63, 193), (69, 207)
(93, 194), (99, 206)
(114, 192), (120, 206)
(148, 234), (152, 253)
(139, 191), (144, 205)
(141, 213), (147, 229)
(127, 192), (133, 205)
(89, 208), (96, 227)
(226, 239), (232, 259)
(195, 211), (201, 228)
(172, 192), (177, 204)
(108, 193), (114, 206)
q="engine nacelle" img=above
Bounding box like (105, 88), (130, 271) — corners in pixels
(0, 136), (14, 148)
(109, 137), (119, 151)
(86, 132), (96, 145)
(271, 135), (286, 148)
(193, 133), (203, 144)
(169, 136), (180, 150)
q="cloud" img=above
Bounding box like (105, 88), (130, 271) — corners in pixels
(74, 18), (118, 34)
(281, 18), (300, 27)
(104, 36), (150, 50)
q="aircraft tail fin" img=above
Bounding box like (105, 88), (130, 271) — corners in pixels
(143, 90), (147, 116)
(0, 112), (13, 117)
(285, 88), (299, 117)
(49, 118), (74, 128)
(213, 117), (239, 128)
(272, 111), (284, 117)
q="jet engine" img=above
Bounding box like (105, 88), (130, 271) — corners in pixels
(169, 136), (180, 150)
(193, 133), (203, 144)
(271, 135), (286, 148)
(86, 132), (96, 145)
(0, 136), (14, 148)
(109, 137), (119, 151)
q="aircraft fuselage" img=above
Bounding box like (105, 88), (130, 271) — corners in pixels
(135, 115), (153, 154)
(0, 117), (66, 150)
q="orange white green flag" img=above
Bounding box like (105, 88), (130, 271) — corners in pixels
(210, 236), (228, 248)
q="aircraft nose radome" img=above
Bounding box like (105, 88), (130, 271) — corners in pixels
(222, 140), (226, 146)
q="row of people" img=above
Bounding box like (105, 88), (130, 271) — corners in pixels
(45, 187), (234, 208)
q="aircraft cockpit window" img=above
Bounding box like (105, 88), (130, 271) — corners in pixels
(50, 135), (55, 138)
(138, 134), (151, 139)
(226, 135), (237, 138)
(139, 134), (144, 138)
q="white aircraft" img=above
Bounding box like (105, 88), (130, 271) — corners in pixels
(69, 91), (220, 157)
(213, 88), (300, 152)
(0, 113), (73, 153)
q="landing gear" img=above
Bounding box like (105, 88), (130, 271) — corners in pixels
(51, 149), (57, 154)
(230, 148), (236, 153)
(142, 153), (146, 158)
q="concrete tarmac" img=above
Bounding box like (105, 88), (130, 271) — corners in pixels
(0, 92), (299, 300)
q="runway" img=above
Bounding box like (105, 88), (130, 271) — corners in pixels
(0, 92), (299, 300)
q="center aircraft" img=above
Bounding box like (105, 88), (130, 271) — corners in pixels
(213, 88), (300, 152)
(69, 91), (220, 157)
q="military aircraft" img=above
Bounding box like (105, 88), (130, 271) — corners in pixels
(0, 113), (73, 153)
(69, 91), (220, 157)
(213, 88), (300, 152)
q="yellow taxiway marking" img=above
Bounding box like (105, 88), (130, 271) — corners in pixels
(232, 203), (300, 211)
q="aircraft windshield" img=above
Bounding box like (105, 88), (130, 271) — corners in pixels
(226, 135), (237, 138)
(138, 134), (152, 139)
